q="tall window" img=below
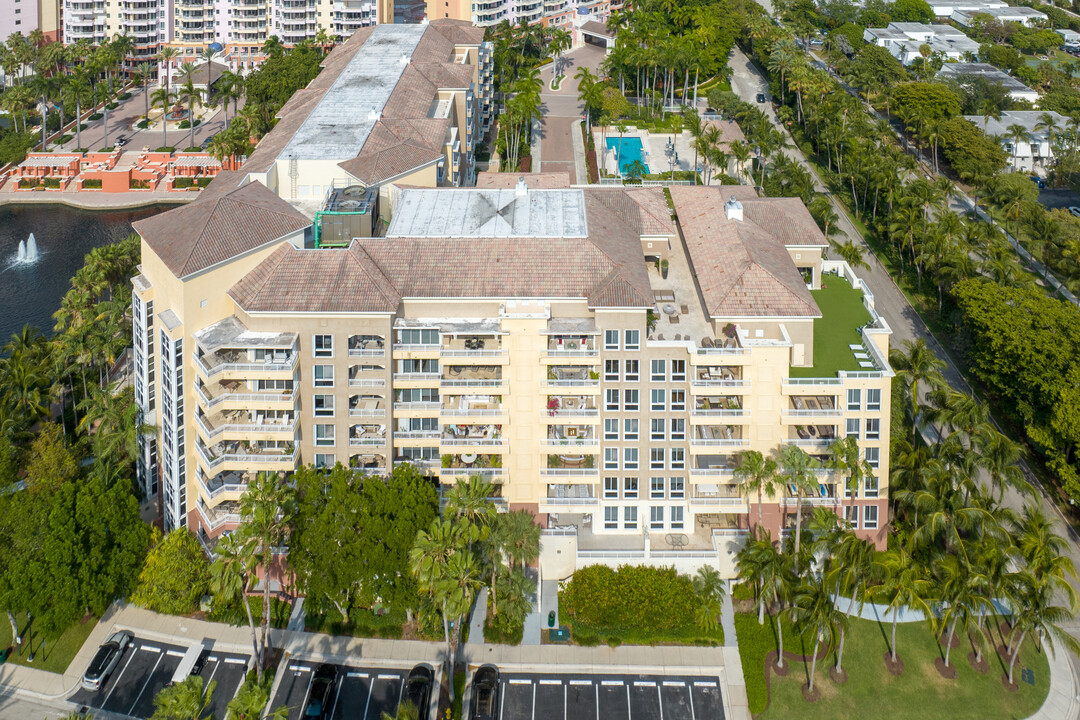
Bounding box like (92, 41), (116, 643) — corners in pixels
(314, 453), (335, 468)
(670, 419), (685, 440)
(605, 389), (619, 410)
(604, 448), (619, 469)
(865, 446), (879, 469)
(398, 328), (438, 345)
(863, 505), (879, 529)
(845, 418), (859, 438)
(604, 418), (619, 440)
(670, 506), (684, 529)
(866, 388), (881, 411)
(604, 477), (619, 498)
(865, 418), (880, 440)
(624, 506), (638, 529)
(670, 390), (685, 411)
(604, 506), (618, 528)
(650, 448), (665, 469)
(864, 474), (879, 498)
(669, 477), (685, 498)
(313, 334), (333, 358)
(624, 418), (639, 440)
(847, 388), (861, 411)
(651, 388), (665, 411)
(315, 424), (335, 446)
(624, 330), (640, 350)
(650, 476), (665, 498)
(624, 447), (639, 469)
(671, 360), (686, 381)
(604, 359), (619, 381)
(670, 448), (685, 469)
(314, 364), (334, 387)
(651, 359), (666, 381)
(623, 477), (638, 498)
(651, 418), (665, 440)
(650, 506), (664, 529)
(313, 394), (334, 417)
(624, 359), (639, 381)
(604, 330), (619, 350)
(624, 389), (639, 411)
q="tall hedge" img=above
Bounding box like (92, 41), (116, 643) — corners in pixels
(561, 565), (696, 631)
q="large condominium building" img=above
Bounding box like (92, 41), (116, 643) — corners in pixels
(427, 0), (622, 31)
(133, 161), (893, 575)
(1, 0), (61, 41)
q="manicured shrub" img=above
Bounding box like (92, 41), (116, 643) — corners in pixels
(17, 178), (39, 189)
(42, 177), (61, 188)
(88, 112), (103, 121)
(82, 178), (102, 188)
(561, 564), (697, 632)
(173, 177), (193, 188)
(106, 101), (119, 110)
(196, 176), (213, 187)
(118, 92), (132, 100)
(136, 119), (150, 129)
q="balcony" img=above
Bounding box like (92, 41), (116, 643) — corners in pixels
(784, 425), (838, 450)
(349, 424), (386, 447)
(544, 366), (598, 388)
(783, 395), (841, 419)
(349, 395), (386, 417)
(441, 335), (506, 358)
(350, 453), (388, 475)
(689, 484), (746, 507)
(441, 424), (504, 446)
(440, 454), (504, 479)
(441, 365), (503, 388)
(196, 441), (296, 473)
(195, 382), (295, 411)
(196, 500), (241, 532)
(691, 366), (747, 388)
(196, 470), (251, 501)
(692, 397), (744, 418)
(193, 350), (297, 380)
(690, 425), (746, 448)
(543, 425), (597, 449)
(195, 410), (295, 442)
(441, 395), (504, 417)
(545, 335), (598, 357)
(540, 483), (598, 508)
(544, 396), (598, 418)
(690, 454), (737, 477)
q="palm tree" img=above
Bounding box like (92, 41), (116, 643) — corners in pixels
(789, 574), (845, 691)
(136, 60), (154, 121)
(735, 450), (779, 532)
(158, 46), (179, 97)
(778, 444), (820, 562)
(151, 87), (174, 149)
(736, 528), (794, 634)
(1005, 571), (1080, 687)
(889, 338), (945, 438)
(872, 547), (934, 668)
(1011, 504), (1079, 610)
(382, 699), (420, 720)
(176, 70), (201, 151)
(575, 66), (601, 131)
(209, 532), (261, 674)
(935, 555), (986, 673)
(500, 508), (540, 571)
(150, 675), (215, 720)
(410, 519), (463, 703)
(692, 566), (726, 631)
(239, 471), (295, 674)
(827, 531), (875, 675)
(1005, 123), (1029, 170)
(828, 436), (872, 525)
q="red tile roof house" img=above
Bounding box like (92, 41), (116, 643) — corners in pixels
(10, 154), (81, 190)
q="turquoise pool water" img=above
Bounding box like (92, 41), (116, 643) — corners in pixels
(606, 136), (650, 176)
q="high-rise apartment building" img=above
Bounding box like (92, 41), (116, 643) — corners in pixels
(133, 108), (893, 576)
(426, 0), (622, 30)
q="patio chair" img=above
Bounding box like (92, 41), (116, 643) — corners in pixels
(701, 337), (714, 348)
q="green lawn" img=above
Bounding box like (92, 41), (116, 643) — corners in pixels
(735, 612), (1050, 720)
(789, 273), (872, 378)
(0, 611), (99, 675)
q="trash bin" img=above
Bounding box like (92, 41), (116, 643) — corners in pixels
(547, 611), (556, 628)
(0, 647), (9, 664)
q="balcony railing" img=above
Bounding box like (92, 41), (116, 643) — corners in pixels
(782, 437), (837, 448)
(690, 378), (750, 388)
(197, 475), (249, 501)
(783, 377), (843, 387)
(196, 413), (295, 440)
(349, 377), (386, 388)
(395, 430), (441, 439)
(195, 384), (295, 408)
(393, 343), (440, 352)
(441, 348), (507, 357)
(350, 437), (387, 446)
(540, 468), (599, 476)
(348, 347), (386, 357)
(440, 378), (504, 387)
(350, 406), (387, 417)
(543, 408), (599, 417)
(691, 408), (747, 418)
(440, 406), (505, 416)
(782, 409), (842, 418)
(395, 372), (440, 382)
(441, 437), (506, 446)
(196, 443), (296, 471)
(542, 438), (599, 448)
(543, 378), (599, 387)
(540, 495), (598, 506)
(440, 467), (505, 478)
(196, 502), (241, 532)
(193, 351), (297, 377)
(690, 438), (749, 448)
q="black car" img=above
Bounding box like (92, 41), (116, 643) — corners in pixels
(190, 649), (209, 677)
(81, 630), (133, 691)
(756, 92), (766, 103)
(405, 664), (434, 719)
(470, 666), (500, 720)
(305, 664), (338, 720)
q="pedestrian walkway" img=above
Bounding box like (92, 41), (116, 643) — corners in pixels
(467, 588), (488, 645)
(520, 571), (542, 646)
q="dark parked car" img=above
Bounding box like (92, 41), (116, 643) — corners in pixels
(1030, 175), (1046, 189)
(82, 630), (133, 691)
(305, 664), (338, 720)
(471, 666), (500, 720)
(755, 92), (766, 103)
(405, 665), (434, 719)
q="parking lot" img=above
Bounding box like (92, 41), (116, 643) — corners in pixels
(69, 637), (249, 719)
(495, 673), (725, 720)
(269, 661), (418, 720)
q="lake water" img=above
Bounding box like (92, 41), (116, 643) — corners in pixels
(0, 203), (171, 341)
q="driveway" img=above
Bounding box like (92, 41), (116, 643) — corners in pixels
(55, 86), (242, 152)
(536, 45), (607, 182)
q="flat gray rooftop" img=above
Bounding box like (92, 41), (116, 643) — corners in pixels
(386, 188), (589, 239)
(195, 316), (298, 352)
(938, 63), (1033, 91)
(965, 110), (1069, 136)
(279, 24), (425, 162)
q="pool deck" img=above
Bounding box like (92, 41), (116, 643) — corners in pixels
(594, 127), (737, 181)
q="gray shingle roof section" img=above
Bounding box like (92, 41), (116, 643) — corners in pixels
(386, 188), (588, 239)
(279, 24), (425, 162)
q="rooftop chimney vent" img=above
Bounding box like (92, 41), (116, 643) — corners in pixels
(725, 195), (743, 222)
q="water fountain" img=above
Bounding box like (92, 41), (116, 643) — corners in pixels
(16, 233), (39, 264)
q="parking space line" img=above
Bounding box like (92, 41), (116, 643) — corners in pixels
(661, 682), (684, 687)
(362, 674), (373, 720)
(626, 685), (631, 720)
(140, 645), (162, 653)
(569, 680), (591, 686)
(510, 679), (532, 685)
(224, 657), (246, 665)
(126, 649), (164, 716)
(290, 664), (311, 673)
(328, 672), (344, 720)
(166, 650), (186, 658)
(564, 683), (567, 720)
(501, 680), (507, 720)
(691, 682), (715, 688)
(595, 684), (599, 720)
(601, 681), (623, 687)
(539, 679), (561, 685)
(398, 674), (405, 707)
(102, 647), (138, 706)
(656, 684), (663, 720)
(209, 656), (218, 662)
(688, 686), (696, 720)
(299, 672), (315, 720)
(347, 671), (369, 678)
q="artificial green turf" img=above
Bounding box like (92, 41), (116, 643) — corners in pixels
(735, 611), (1050, 720)
(0, 611), (99, 675)
(789, 273), (873, 378)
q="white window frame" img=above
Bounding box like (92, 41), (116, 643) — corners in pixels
(604, 359), (619, 381)
(865, 418), (880, 440)
(314, 453), (335, 468)
(650, 476), (665, 498)
(624, 330), (640, 350)
(671, 360), (686, 382)
(313, 394), (335, 417)
(670, 448), (685, 469)
(651, 359), (666, 382)
(313, 364), (335, 388)
(847, 388), (861, 411)
(670, 390), (685, 411)
(624, 447), (639, 469)
(845, 418), (859, 439)
(650, 505), (664, 529)
(624, 389), (639, 411)
(624, 506), (638, 529)
(650, 448), (665, 470)
(624, 419), (639, 440)
(605, 388), (619, 411)
(313, 334), (334, 358)
(864, 474), (879, 498)
(651, 388), (666, 411)
(604, 506), (618, 528)
(865, 446), (879, 469)
(604, 330), (619, 350)
(604, 447), (619, 469)
(604, 418), (619, 440)
(314, 423), (336, 447)
(603, 477), (619, 498)
(670, 418), (686, 441)
(670, 505), (685, 529)
(651, 418), (665, 440)
(623, 477), (638, 498)
(624, 359), (639, 382)
(863, 504), (879, 529)
(866, 388), (881, 411)
(669, 476), (685, 498)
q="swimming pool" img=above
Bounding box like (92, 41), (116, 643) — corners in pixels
(606, 136), (650, 176)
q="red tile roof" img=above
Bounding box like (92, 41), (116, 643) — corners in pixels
(133, 181), (311, 278)
(670, 186), (821, 319)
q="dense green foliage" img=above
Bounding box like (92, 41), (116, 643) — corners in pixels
(290, 462), (439, 619)
(953, 278), (1080, 498)
(562, 565), (697, 632)
(132, 529), (211, 616)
